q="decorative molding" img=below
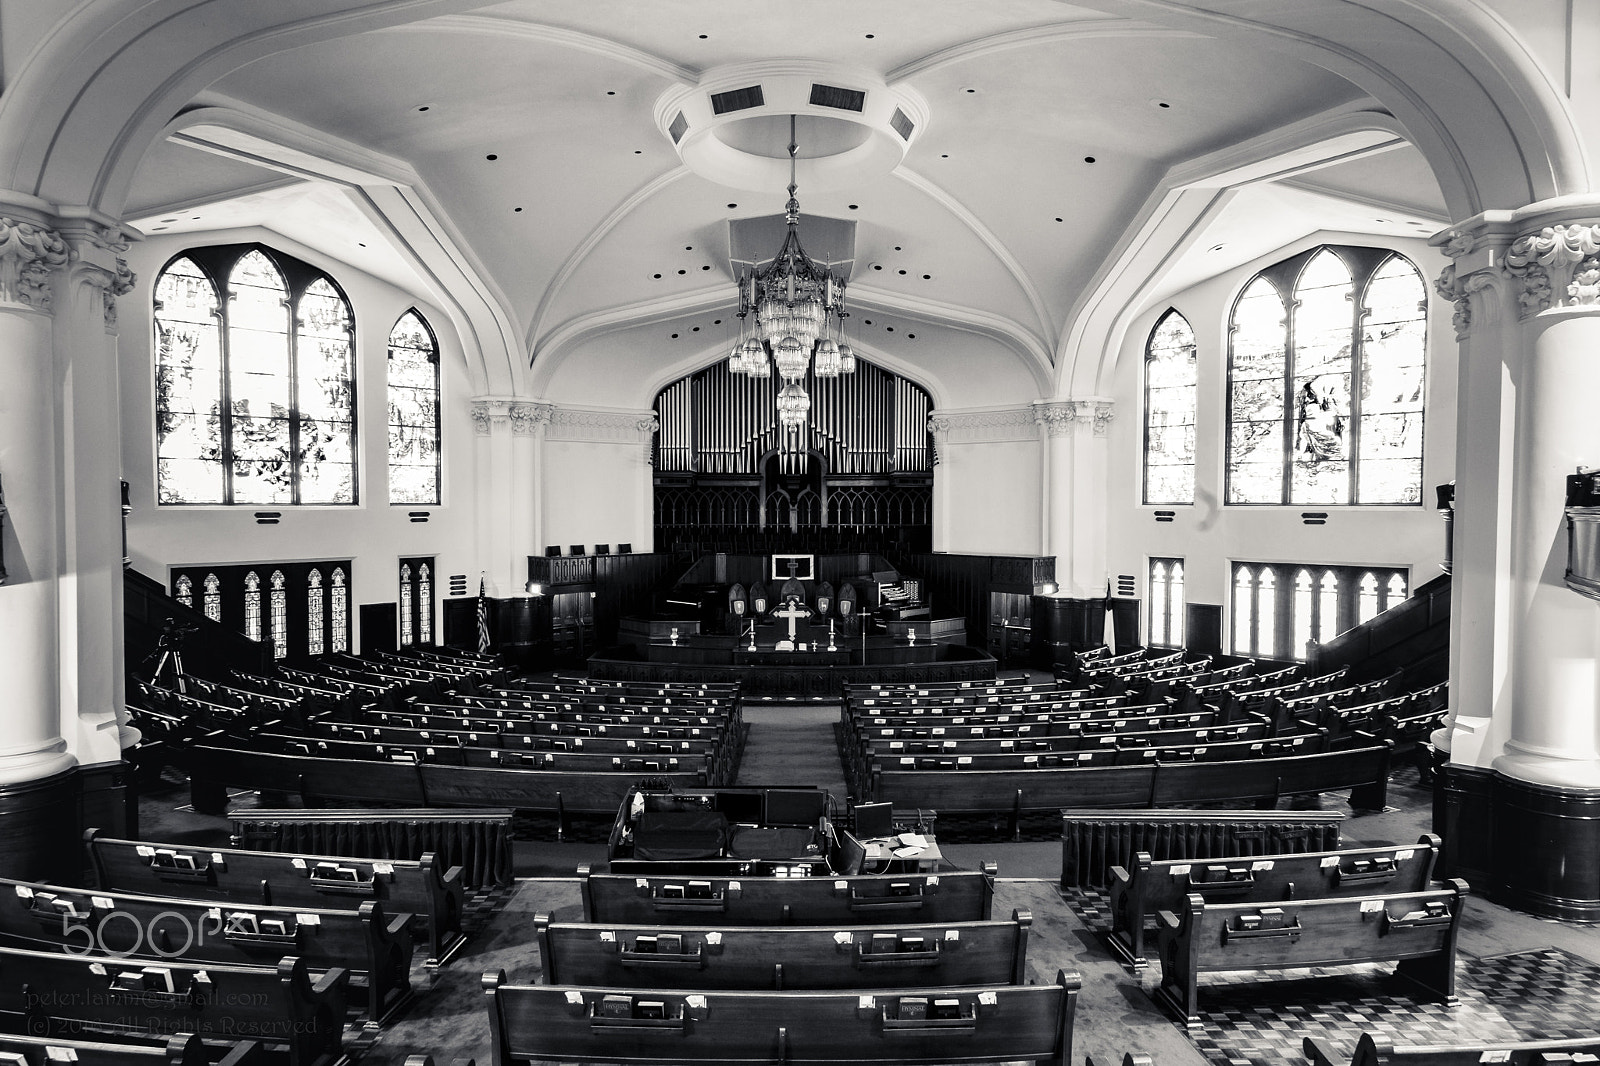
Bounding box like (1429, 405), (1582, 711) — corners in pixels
(926, 405), (1037, 445)
(1505, 223), (1600, 318)
(547, 406), (660, 444)
(104, 257), (136, 330)
(0, 217), (67, 312)
(1074, 399), (1115, 437)
(508, 401), (554, 436)
(1034, 401), (1076, 438)
(1434, 261), (1506, 340)
(470, 398), (511, 435)
(1441, 230), (1476, 259)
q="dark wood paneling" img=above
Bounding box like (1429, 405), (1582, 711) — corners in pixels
(1492, 774), (1600, 921)
(78, 759), (134, 842)
(125, 568), (269, 677)
(1433, 760), (1494, 889)
(0, 769), (79, 883)
(1108, 598), (1140, 655)
(360, 601), (398, 654)
(1186, 603), (1223, 657)
(1309, 572), (1450, 685)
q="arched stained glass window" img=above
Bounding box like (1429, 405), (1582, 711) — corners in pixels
(174, 575), (193, 607)
(307, 569), (325, 657)
(399, 563), (415, 647)
(243, 571), (262, 642)
(1148, 557), (1184, 649)
(1150, 562), (1170, 647)
(1227, 246), (1425, 505)
(202, 573), (222, 621)
(331, 568), (349, 653)
(1143, 310), (1197, 504)
(388, 310), (441, 505)
(269, 569), (288, 660)
(153, 244), (356, 505)
(419, 563), (433, 644)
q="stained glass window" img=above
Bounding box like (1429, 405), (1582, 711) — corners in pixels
(1226, 246), (1425, 505)
(174, 575), (193, 607)
(243, 571), (262, 642)
(419, 563), (433, 644)
(331, 568), (349, 653)
(307, 569), (325, 657)
(202, 573), (221, 621)
(388, 311), (440, 505)
(399, 563), (414, 647)
(269, 569), (288, 659)
(1148, 557), (1184, 648)
(1144, 310), (1197, 504)
(153, 245), (357, 505)
(1234, 561), (1406, 660)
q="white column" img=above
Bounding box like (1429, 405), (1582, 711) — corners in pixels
(1034, 402), (1075, 583)
(1068, 400), (1114, 598)
(1432, 247), (1516, 759)
(0, 212), (75, 785)
(470, 398), (517, 595)
(928, 415), (951, 552)
(636, 415), (658, 552)
(55, 219), (139, 761)
(511, 402), (554, 561)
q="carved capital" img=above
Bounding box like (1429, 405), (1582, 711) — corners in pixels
(926, 415), (951, 438)
(1505, 223), (1600, 318)
(636, 416), (660, 437)
(1434, 263), (1501, 340)
(1441, 230), (1476, 260)
(1073, 399), (1114, 437)
(0, 217), (68, 312)
(508, 401), (554, 435)
(1034, 401), (1076, 438)
(470, 398), (512, 435)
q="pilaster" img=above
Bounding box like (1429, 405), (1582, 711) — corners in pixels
(470, 397), (517, 595)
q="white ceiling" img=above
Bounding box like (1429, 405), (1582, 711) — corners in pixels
(121, 0), (1449, 398)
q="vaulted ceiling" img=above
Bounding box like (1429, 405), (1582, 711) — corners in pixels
(120, 0), (1449, 404)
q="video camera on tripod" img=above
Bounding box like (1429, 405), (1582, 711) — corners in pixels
(157, 617), (199, 648)
(147, 617), (199, 692)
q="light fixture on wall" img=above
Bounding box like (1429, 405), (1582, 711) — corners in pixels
(728, 115), (856, 428)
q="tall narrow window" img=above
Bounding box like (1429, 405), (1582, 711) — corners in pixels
(1234, 561), (1407, 660)
(1226, 246), (1425, 505)
(399, 556), (435, 648)
(307, 569), (325, 657)
(153, 244), (357, 505)
(1143, 310), (1197, 504)
(268, 569), (288, 659)
(388, 311), (440, 505)
(1293, 568), (1315, 657)
(1317, 570), (1341, 644)
(1148, 557), (1185, 648)
(174, 575), (193, 607)
(202, 573), (222, 621)
(243, 571), (262, 642)
(331, 568), (349, 653)
(399, 563), (415, 647)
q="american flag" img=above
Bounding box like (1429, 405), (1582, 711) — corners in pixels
(476, 576), (491, 654)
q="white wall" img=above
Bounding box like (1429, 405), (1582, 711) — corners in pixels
(1103, 231), (1459, 642)
(934, 406), (1045, 555)
(120, 226), (481, 649)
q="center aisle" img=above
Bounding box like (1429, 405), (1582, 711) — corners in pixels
(733, 703), (850, 802)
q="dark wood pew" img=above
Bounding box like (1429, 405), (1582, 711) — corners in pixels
(482, 969), (1079, 1066)
(1061, 809), (1343, 889)
(1153, 879), (1468, 1026)
(0, 877), (411, 1022)
(1303, 1032), (1600, 1066)
(0, 1033), (263, 1066)
(579, 863), (997, 925)
(871, 741), (1393, 823)
(85, 830), (468, 962)
(535, 910), (1032, 989)
(1105, 833), (1442, 967)
(0, 947), (346, 1066)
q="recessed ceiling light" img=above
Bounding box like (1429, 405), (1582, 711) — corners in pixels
(848, 204), (859, 210)
(160, 217), (177, 223)
(1208, 243), (1226, 252)
(634, 150), (642, 154)
(1151, 99), (1171, 109)
(701, 265), (711, 270)
(873, 264), (882, 270)
(606, 91), (615, 96)
(1374, 217), (1389, 223)
(713, 319), (722, 325)
(514, 207), (523, 213)
(417, 105), (430, 112)
(865, 33), (875, 38)
(357, 242), (366, 248)
(922, 274), (931, 280)
(894, 245), (902, 251)
(1055, 217), (1063, 222)
(1083, 156), (1096, 164)
(907, 333), (915, 338)
(692, 326), (700, 332)
(677, 269), (686, 275)
(486, 153), (497, 161)
(697, 33), (708, 39)
(671, 332), (679, 338)
(897, 269), (907, 275)
(963, 88), (976, 94)
(653, 273), (662, 279)
(727, 203), (738, 209)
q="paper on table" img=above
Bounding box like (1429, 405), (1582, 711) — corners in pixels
(897, 832), (927, 848)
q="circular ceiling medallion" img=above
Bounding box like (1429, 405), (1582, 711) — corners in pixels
(655, 63), (928, 193)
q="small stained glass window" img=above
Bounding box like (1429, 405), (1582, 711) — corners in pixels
(269, 569), (288, 659)
(174, 575), (193, 607)
(307, 569), (325, 657)
(331, 567), (349, 653)
(203, 573), (222, 621)
(243, 571), (262, 642)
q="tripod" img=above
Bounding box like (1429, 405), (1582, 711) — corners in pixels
(144, 620), (193, 693)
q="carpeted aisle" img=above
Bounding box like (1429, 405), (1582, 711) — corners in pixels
(734, 703), (850, 800)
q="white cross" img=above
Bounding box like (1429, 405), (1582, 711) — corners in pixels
(774, 598), (809, 640)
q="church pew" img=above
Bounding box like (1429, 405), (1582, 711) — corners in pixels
(0, 947), (347, 1066)
(482, 969), (1079, 1066)
(0, 1032), (264, 1066)
(870, 730), (1325, 773)
(1154, 880), (1467, 1026)
(1060, 808), (1343, 889)
(1219, 666), (1350, 723)
(86, 830), (468, 961)
(412, 701), (736, 729)
(579, 863), (997, 925)
(1303, 1032), (1600, 1066)
(535, 910), (1032, 989)
(869, 741), (1393, 821)
(864, 719), (1265, 756)
(1105, 833), (1441, 967)
(1171, 663), (1302, 715)
(0, 877), (412, 1022)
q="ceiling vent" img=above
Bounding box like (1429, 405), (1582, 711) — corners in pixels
(889, 107), (915, 141)
(809, 83), (866, 112)
(668, 111), (689, 144)
(710, 85), (765, 115)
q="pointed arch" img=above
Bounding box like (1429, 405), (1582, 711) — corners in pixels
(1143, 308), (1197, 505)
(389, 309), (442, 505)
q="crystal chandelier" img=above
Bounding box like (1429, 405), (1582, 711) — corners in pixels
(728, 115), (855, 428)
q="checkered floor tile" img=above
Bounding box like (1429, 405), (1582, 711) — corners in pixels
(1175, 947), (1600, 1066)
